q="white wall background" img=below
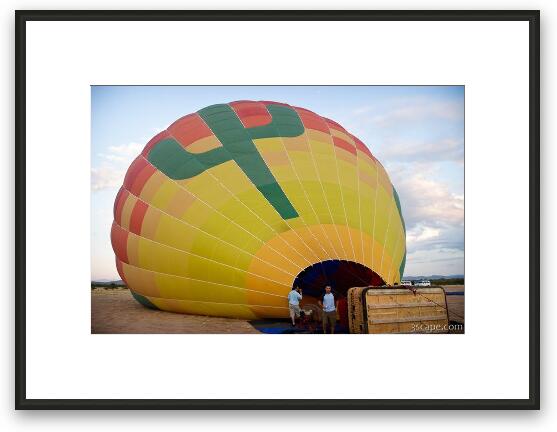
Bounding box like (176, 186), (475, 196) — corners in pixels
(0, 0), (553, 429)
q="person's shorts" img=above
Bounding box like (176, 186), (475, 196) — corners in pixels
(322, 310), (337, 326)
(289, 304), (301, 318)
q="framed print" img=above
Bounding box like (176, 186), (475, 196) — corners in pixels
(15, 10), (540, 409)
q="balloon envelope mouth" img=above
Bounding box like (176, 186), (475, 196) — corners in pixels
(292, 260), (385, 299)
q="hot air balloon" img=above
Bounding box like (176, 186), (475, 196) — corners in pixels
(111, 100), (406, 319)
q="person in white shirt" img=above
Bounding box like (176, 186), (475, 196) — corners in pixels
(287, 286), (303, 326)
(318, 285), (338, 334)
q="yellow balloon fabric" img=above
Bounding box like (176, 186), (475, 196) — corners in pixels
(111, 100), (406, 319)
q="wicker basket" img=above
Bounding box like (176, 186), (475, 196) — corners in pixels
(347, 286), (449, 334)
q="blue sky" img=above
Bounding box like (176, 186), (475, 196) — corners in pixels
(91, 86), (464, 280)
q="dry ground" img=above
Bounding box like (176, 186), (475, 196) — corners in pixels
(91, 288), (259, 334)
(91, 285), (464, 334)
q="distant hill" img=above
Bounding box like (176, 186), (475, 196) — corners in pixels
(91, 279), (126, 287)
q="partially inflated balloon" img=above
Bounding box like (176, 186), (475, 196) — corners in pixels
(111, 101), (406, 319)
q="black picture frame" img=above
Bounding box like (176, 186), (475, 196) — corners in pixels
(15, 9), (540, 410)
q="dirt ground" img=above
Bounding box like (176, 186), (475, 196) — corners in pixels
(91, 288), (259, 334)
(91, 285), (464, 334)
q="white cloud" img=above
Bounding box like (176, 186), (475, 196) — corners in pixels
(92, 142), (144, 191)
(347, 97), (464, 166)
(406, 225), (441, 244)
(391, 170), (464, 227)
(98, 142), (143, 163)
(404, 247), (464, 276)
(91, 166), (126, 191)
(379, 137), (464, 164)
(386, 163), (464, 276)
(370, 98), (463, 127)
